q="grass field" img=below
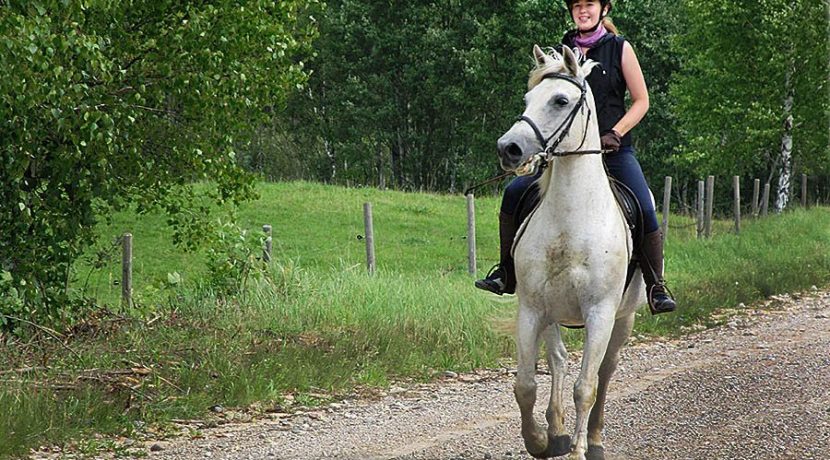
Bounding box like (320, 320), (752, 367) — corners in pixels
(2, 181), (829, 458)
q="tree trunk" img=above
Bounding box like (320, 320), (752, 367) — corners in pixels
(324, 138), (336, 182)
(377, 146), (386, 189)
(774, 61), (795, 213)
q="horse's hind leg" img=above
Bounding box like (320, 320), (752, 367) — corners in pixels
(585, 312), (635, 460)
(543, 324), (571, 457)
(514, 306), (548, 458)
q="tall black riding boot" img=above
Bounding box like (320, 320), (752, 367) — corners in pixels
(640, 230), (677, 314)
(474, 212), (518, 295)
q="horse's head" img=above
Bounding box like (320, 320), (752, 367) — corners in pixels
(497, 45), (598, 172)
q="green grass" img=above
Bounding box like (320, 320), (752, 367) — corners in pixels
(76, 181), (502, 305)
(2, 181), (829, 458)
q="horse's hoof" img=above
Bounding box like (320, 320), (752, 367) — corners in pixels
(524, 432), (550, 459)
(527, 434), (571, 459)
(527, 450), (549, 459)
(585, 444), (605, 460)
(548, 434), (572, 457)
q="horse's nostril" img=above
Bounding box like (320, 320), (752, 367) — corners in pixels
(506, 142), (523, 158)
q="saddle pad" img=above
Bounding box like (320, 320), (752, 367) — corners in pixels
(512, 177), (643, 251)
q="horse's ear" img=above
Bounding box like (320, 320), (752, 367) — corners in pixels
(533, 44), (550, 67)
(562, 46), (580, 76)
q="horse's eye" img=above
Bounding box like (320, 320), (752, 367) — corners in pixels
(554, 96), (569, 106)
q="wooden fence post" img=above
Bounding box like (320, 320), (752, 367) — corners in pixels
(697, 180), (705, 239)
(752, 179), (760, 218)
(363, 203), (376, 275)
(662, 176), (672, 241)
(762, 182), (770, 217)
(802, 174), (808, 208)
(262, 224), (272, 263)
(705, 175), (715, 238)
(466, 194), (477, 276)
(733, 175), (741, 235)
(122, 233), (132, 309)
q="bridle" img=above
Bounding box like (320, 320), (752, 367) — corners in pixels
(517, 72), (606, 160)
(463, 71), (607, 194)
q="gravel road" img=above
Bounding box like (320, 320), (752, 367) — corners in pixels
(145, 290), (830, 460)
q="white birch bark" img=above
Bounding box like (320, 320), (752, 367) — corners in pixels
(774, 62), (795, 213)
(324, 138), (336, 181)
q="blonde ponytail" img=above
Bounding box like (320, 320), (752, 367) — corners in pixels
(603, 17), (619, 35)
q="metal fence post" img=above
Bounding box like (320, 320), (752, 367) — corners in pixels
(697, 180), (705, 239)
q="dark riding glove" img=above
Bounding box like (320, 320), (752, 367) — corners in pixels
(600, 129), (622, 153)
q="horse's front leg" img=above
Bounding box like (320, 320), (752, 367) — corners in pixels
(570, 307), (616, 460)
(543, 324), (572, 457)
(585, 312), (635, 460)
(514, 306), (548, 457)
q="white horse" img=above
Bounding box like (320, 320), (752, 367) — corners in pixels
(497, 45), (645, 460)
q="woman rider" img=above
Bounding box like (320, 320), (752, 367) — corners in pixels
(475, 0), (677, 314)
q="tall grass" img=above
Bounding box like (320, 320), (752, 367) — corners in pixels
(2, 182), (829, 458)
(637, 207), (830, 333)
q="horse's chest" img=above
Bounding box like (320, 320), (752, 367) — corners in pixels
(515, 225), (627, 309)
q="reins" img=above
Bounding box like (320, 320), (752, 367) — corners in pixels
(463, 171), (513, 196)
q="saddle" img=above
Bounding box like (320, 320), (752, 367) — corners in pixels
(513, 175), (645, 295)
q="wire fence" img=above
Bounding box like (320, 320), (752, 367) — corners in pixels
(111, 173), (820, 305)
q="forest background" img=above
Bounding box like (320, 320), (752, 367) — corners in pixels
(1, 0), (828, 319)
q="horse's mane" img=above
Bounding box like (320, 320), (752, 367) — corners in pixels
(527, 47), (599, 90)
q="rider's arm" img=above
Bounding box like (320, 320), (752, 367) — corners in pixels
(613, 41), (649, 137)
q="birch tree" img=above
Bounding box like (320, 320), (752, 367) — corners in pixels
(670, 0), (828, 211)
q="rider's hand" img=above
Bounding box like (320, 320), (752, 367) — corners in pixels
(600, 129), (622, 153)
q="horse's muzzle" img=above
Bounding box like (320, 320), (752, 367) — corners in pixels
(497, 137), (526, 171)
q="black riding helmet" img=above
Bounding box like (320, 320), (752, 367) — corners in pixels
(564, 0), (613, 32)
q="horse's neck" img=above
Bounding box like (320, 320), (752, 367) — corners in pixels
(546, 155), (611, 202)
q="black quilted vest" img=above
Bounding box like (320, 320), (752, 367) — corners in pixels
(562, 31), (631, 147)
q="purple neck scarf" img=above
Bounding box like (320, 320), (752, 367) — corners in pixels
(574, 24), (607, 49)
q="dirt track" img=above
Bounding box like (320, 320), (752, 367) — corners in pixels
(144, 290), (830, 460)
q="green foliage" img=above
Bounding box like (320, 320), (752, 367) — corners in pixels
(203, 219), (270, 297)
(669, 0), (829, 186)
(612, 0), (685, 186)
(0, 271), (25, 328)
(265, 0), (571, 191)
(0, 1), (318, 322)
(245, 0), (829, 208)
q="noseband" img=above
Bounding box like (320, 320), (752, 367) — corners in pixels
(517, 72), (605, 158)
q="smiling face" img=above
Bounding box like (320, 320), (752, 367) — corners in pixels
(570, 0), (606, 32)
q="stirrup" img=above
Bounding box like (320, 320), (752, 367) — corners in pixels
(647, 282), (677, 314)
(475, 264), (508, 295)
